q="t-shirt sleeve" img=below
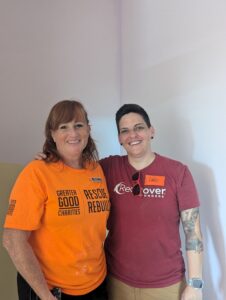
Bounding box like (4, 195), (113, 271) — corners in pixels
(99, 156), (112, 176)
(177, 166), (200, 211)
(4, 163), (47, 230)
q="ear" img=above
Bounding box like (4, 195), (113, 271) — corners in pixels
(150, 126), (155, 140)
(51, 130), (56, 143)
(118, 134), (123, 146)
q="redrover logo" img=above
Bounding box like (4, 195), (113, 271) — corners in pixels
(114, 182), (133, 194)
(114, 182), (166, 198)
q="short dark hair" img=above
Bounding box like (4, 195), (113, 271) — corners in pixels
(115, 104), (151, 133)
(43, 100), (98, 166)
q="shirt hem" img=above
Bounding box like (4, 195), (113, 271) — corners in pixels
(52, 272), (107, 296)
(108, 272), (185, 289)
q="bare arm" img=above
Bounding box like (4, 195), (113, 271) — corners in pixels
(180, 207), (203, 300)
(2, 228), (56, 300)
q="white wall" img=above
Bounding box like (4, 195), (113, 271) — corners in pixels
(120, 0), (226, 299)
(0, 0), (121, 164)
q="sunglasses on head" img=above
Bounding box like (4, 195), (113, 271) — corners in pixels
(132, 172), (141, 196)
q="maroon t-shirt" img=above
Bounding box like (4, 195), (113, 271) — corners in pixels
(100, 153), (200, 288)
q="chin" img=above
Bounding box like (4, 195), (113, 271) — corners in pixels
(128, 151), (142, 157)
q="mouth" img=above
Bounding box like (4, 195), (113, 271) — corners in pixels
(67, 140), (80, 144)
(129, 140), (142, 146)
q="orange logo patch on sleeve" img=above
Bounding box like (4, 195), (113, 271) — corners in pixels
(144, 175), (165, 186)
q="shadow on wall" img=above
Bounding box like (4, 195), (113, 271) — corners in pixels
(0, 162), (23, 300)
(191, 158), (226, 300)
(159, 117), (226, 300)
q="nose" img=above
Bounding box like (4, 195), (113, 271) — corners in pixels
(128, 128), (138, 137)
(68, 127), (79, 136)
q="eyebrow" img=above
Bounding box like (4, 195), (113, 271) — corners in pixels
(120, 122), (146, 129)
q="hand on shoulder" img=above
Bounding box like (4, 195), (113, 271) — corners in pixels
(34, 152), (47, 160)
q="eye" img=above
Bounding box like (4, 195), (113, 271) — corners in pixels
(74, 123), (84, 129)
(119, 128), (129, 135)
(135, 125), (146, 131)
(58, 124), (67, 130)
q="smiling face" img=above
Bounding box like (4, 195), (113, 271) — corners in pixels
(118, 112), (154, 158)
(51, 118), (90, 166)
(44, 100), (98, 167)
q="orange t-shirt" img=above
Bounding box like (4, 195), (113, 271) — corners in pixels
(4, 160), (110, 295)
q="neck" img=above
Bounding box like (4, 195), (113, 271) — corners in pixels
(63, 158), (83, 169)
(128, 151), (155, 170)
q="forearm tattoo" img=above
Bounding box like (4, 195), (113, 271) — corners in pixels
(181, 207), (203, 253)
